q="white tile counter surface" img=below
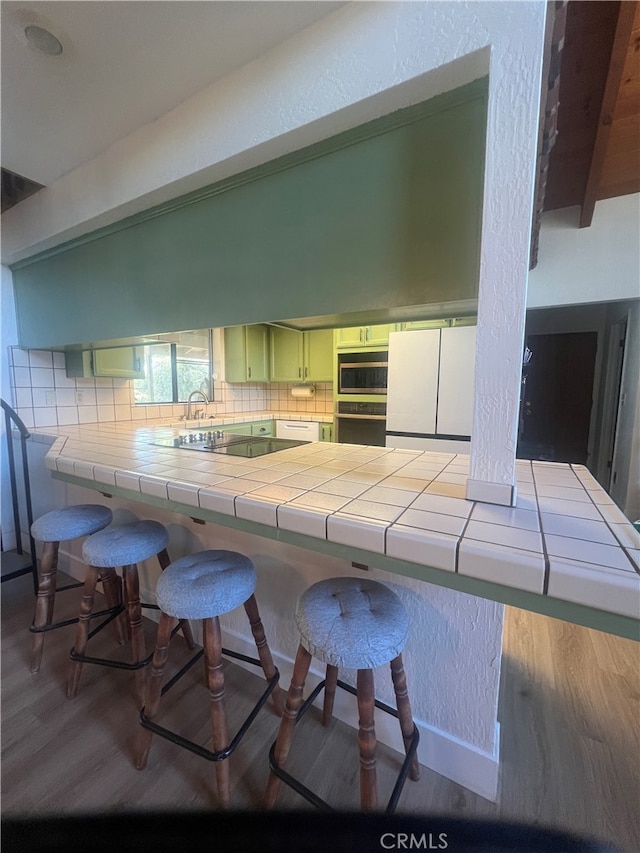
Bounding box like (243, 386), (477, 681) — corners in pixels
(35, 416), (640, 623)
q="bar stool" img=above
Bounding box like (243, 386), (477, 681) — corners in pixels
(67, 520), (195, 705)
(135, 549), (283, 807)
(29, 504), (114, 673)
(265, 576), (420, 812)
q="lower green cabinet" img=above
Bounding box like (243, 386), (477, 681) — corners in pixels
(320, 422), (334, 442)
(216, 420), (274, 436)
(250, 420), (274, 436)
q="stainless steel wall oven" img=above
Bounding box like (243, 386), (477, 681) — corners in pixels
(335, 401), (387, 446)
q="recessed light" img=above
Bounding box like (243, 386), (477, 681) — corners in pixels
(24, 24), (63, 56)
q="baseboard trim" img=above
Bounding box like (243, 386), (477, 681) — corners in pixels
(220, 624), (501, 803)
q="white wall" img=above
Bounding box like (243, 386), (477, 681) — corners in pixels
(528, 195), (640, 308)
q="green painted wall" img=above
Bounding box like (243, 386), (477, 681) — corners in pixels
(12, 79), (487, 350)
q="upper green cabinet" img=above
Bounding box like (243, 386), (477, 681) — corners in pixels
(65, 346), (145, 379)
(224, 325), (270, 383)
(270, 328), (333, 382)
(269, 328), (304, 382)
(303, 330), (333, 381)
(335, 324), (397, 349)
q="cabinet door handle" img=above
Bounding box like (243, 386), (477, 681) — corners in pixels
(304, 367), (308, 379)
(365, 327), (369, 343)
(360, 329), (364, 344)
(248, 366), (252, 378)
(299, 367), (302, 378)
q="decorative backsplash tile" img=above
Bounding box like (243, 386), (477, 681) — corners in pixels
(7, 346), (333, 428)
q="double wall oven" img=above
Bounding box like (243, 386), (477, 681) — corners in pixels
(335, 351), (388, 446)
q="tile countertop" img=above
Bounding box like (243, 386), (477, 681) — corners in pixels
(36, 419), (640, 635)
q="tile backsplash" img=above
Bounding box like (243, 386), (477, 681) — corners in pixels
(7, 347), (333, 429)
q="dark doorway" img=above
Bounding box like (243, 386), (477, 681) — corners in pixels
(517, 331), (598, 464)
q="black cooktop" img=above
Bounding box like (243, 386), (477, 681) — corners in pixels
(150, 431), (308, 458)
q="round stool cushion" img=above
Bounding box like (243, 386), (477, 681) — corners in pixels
(82, 520), (169, 568)
(295, 577), (409, 670)
(31, 504), (113, 543)
(155, 550), (256, 620)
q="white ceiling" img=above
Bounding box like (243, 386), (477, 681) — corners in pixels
(0, 0), (345, 186)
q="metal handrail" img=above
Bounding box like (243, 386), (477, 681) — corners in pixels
(1, 398), (38, 593)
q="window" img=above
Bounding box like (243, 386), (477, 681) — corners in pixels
(133, 329), (213, 404)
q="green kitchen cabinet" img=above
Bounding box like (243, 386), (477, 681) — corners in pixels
(269, 327), (304, 381)
(65, 347), (145, 379)
(218, 423), (253, 436)
(250, 420), (274, 436)
(269, 327), (333, 382)
(320, 422), (334, 442)
(224, 325), (270, 383)
(212, 419), (274, 436)
(303, 329), (333, 382)
(334, 324), (397, 349)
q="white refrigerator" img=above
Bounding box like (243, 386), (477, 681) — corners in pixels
(385, 326), (476, 451)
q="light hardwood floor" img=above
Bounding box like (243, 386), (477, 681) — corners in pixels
(2, 572), (638, 851)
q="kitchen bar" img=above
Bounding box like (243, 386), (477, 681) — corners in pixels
(39, 418), (640, 637)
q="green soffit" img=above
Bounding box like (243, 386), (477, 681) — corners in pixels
(12, 78), (488, 350)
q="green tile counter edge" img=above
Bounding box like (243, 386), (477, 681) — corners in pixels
(52, 470), (640, 642)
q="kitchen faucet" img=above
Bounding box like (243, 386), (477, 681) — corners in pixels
(186, 390), (209, 420)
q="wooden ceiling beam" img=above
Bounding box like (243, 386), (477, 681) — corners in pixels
(579, 0), (639, 227)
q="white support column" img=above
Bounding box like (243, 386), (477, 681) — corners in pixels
(466, 14), (547, 507)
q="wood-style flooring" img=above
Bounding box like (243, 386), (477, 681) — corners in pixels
(2, 573), (638, 852)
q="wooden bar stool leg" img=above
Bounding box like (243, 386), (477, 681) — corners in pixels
(357, 668), (377, 811)
(30, 540), (59, 673)
(243, 593), (284, 715)
(157, 548), (196, 651)
(264, 643), (312, 808)
(135, 612), (175, 770)
(123, 564), (147, 708)
(100, 567), (126, 646)
(390, 654), (420, 781)
(204, 616), (230, 807)
(67, 566), (100, 698)
(322, 664), (339, 726)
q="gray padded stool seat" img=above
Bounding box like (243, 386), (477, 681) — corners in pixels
(29, 504), (113, 673)
(136, 549), (283, 808)
(82, 520), (168, 568)
(32, 505), (113, 544)
(67, 520), (194, 705)
(266, 577), (419, 813)
(156, 550), (256, 620)
(295, 577), (409, 670)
